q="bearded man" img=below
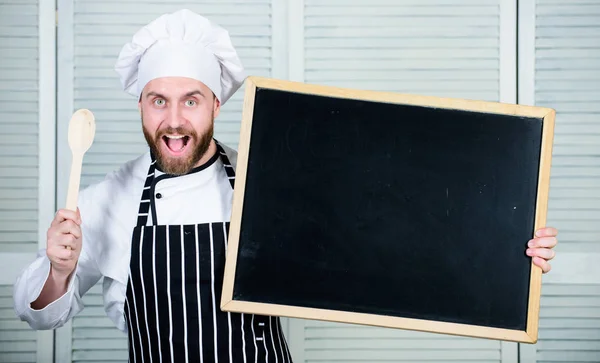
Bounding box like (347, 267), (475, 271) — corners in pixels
(13, 9), (293, 362)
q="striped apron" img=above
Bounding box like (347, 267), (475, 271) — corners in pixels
(124, 141), (293, 362)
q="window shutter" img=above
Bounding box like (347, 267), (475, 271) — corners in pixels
(0, 285), (37, 363)
(535, 0), (600, 255)
(530, 1), (600, 361)
(299, 321), (505, 362)
(304, 0), (502, 101)
(0, 1), (54, 363)
(0, 1), (39, 254)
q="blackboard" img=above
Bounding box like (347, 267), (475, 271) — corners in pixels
(221, 76), (555, 343)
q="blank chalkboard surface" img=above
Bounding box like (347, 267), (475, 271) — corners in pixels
(221, 76), (556, 343)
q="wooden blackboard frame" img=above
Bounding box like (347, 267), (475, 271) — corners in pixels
(221, 76), (556, 343)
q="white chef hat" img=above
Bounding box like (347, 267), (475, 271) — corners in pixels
(114, 9), (246, 104)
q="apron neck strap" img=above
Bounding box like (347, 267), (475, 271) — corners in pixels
(135, 154), (157, 227)
(215, 140), (235, 189)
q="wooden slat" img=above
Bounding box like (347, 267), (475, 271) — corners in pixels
(75, 2), (269, 15)
(306, 16), (498, 27)
(72, 339), (127, 350)
(304, 349), (500, 361)
(305, 338), (498, 350)
(304, 5), (499, 16)
(74, 13), (270, 26)
(0, 352), (36, 363)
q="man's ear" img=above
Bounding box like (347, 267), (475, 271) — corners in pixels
(213, 94), (221, 119)
(138, 94), (142, 114)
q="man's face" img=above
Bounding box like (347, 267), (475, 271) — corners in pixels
(139, 77), (220, 175)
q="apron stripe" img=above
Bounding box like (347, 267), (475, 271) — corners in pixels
(166, 225), (185, 363)
(242, 313), (247, 363)
(198, 224), (215, 360)
(194, 225), (204, 363)
(209, 223), (220, 363)
(277, 318), (289, 363)
(181, 226), (188, 363)
(275, 319), (285, 363)
(269, 317), (279, 363)
(166, 228), (175, 363)
(255, 318), (267, 361)
(128, 230), (145, 362)
(263, 329), (269, 363)
(151, 226), (163, 363)
(179, 226), (189, 363)
(181, 225), (195, 363)
(212, 223), (234, 362)
(125, 297), (137, 363)
(138, 228), (154, 363)
(155, 226), (171, 360)
(223, 223), (233, 363)
(251, 315), (258, 363)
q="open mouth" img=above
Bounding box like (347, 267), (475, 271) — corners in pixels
(162, 134), (191, 154)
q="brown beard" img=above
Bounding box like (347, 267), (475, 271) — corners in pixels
(142, 111), (214, 176)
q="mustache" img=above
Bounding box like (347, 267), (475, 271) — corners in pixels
(156, 126), (197, 138)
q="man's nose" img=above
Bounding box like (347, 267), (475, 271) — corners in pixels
(165, 104), (185, 129)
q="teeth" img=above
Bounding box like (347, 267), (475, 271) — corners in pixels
(165, 135), (185, 139)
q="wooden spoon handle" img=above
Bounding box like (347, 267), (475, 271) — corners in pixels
(66, 152), (83, 212)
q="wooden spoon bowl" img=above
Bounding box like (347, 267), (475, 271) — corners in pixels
(65, 109), (96, 250)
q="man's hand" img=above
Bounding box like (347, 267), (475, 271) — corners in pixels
(527, 226), (558, 274)
(31, 209), (83, 310)
(46, 208), (83, 281)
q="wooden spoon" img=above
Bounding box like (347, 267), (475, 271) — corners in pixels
(65, 109), (96, 225)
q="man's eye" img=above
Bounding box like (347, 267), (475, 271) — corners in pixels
(186, 100), (196, 107)
(154, 99), (165, 106)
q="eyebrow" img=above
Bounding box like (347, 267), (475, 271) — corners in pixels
(184, 90), (206, 98)
(145, 90), (205, 100)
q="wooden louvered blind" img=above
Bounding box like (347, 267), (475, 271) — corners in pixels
(0, 0), (40, 253)
(534, 0), (600, 361)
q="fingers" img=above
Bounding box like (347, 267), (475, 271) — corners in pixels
(46, 210), (82, 276)
(528, 236), (557, 249)
(532, 256), (552, 274)
(57, 234), (78, 250)
(55, 220), (82, 240)
(48, 238), (77, 258)
(535, 227), (558, 238)
(47, 235), (78, 276)
(526, 246), (556, 261)
(51, 209), (82, 227)
(48, 209), (82, 250)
